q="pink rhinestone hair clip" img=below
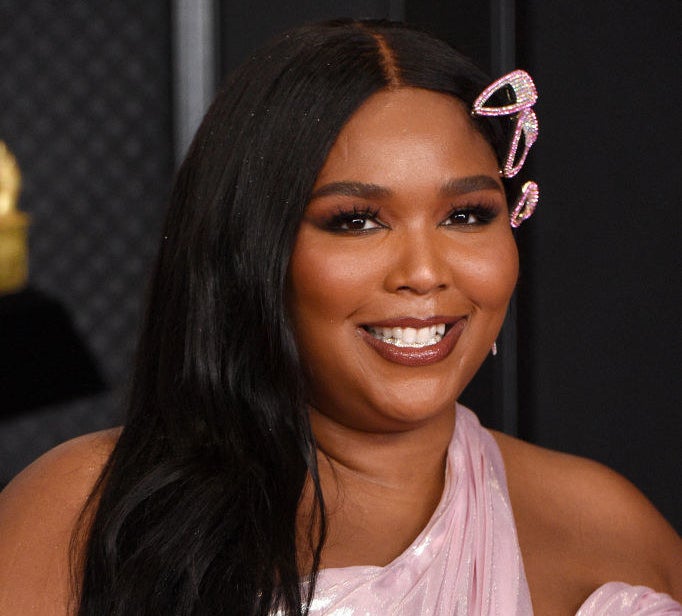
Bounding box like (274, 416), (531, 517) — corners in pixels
(472, 69), (539, 227)
(510, 180), (539, 229)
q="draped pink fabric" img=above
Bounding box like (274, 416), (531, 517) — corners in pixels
(300, 405), (681, 615)
(577, 583), (682, 615)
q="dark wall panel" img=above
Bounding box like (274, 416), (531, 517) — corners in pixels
(220, 0), (395, 76)
(406, 0), (491, 73)
(0, 1), (173, 484)
(517, 0), (681, 529)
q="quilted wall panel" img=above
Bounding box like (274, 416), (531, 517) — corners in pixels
(0, 1), (174, 484)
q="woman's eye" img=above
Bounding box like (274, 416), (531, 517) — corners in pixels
(447, 211), (479, 225)
(340, 216), (381, 231)
(325, 209), (383, 232)
(442, 205), (497, 226)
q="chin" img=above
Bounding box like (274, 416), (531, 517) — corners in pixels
(363, 383), (463, 430)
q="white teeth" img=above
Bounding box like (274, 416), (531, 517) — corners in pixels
(416, 327), (431, 343)
(367, 323), (447, 348)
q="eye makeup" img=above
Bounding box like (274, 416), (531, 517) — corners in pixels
(441, 202), (499, 227)
(320, 205), (383, 233)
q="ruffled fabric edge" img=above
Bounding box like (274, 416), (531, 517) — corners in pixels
(576, 581), (682, 615)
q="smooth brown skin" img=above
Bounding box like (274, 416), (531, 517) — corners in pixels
(0, 89), (680, 615)
(0, 428), (118, 615)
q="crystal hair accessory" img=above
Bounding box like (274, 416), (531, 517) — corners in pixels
(504, 107), (538, 178)
(473, 69), (537, 117)
(472, 69), (540, 226)
(510, 181), (539, 228)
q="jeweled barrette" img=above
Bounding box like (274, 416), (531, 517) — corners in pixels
(510, 181), (539, 228)
(472, 69), (540, 227)
(472, 69), (537, 117)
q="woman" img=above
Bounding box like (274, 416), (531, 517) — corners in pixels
(0, 19), (679, 616)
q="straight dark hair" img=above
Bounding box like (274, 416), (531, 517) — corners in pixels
(73, 19), (507, 616)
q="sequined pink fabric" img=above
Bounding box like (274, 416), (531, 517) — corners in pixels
(577, 583), (682, 615)
(300, 405), (682, 615)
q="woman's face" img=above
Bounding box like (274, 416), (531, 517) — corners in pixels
(287, 88), (518, 432)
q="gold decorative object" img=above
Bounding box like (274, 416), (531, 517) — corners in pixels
(0, 140), (30, 294)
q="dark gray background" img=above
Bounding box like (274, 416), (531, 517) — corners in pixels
(0, 1), (173, 481)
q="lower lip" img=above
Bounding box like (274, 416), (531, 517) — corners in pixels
(359, 319), (466, 367)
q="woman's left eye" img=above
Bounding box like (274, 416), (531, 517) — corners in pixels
(442, 205), (497, 226)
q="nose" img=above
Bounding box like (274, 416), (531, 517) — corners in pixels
(383, 230), (451, 296)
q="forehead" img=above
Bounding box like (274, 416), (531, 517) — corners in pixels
(315, 87), (499, 188)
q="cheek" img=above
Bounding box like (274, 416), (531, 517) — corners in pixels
(287, 236), (370, 400)
(287, 227), (374, 360)
(288, 238), (362, 326)
(288, 219), (391, 330)
(452, 232), (519, 310)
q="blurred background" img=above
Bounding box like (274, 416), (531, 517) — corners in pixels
(0, 0), (680, 531)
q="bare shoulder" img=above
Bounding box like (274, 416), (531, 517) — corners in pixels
(491, 430), (682, 609)
(0, 428), (121, 615)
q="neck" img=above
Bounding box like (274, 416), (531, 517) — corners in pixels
(298, 405), (456, 570)
(310, 406), (456, 490)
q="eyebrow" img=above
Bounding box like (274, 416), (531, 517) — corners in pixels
(310, 181), (391, 200)
(310, 175), (502, 201)
(439, 175), (503, 196)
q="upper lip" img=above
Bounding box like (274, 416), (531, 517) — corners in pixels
(361, 315), (463, 329)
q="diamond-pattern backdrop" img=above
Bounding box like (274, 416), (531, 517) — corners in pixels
(0, 1), (173, 484)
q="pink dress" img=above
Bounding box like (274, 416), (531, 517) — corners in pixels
(302, 405), (681, 615)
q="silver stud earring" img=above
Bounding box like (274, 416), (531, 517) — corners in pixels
(491, 341), (498, 356)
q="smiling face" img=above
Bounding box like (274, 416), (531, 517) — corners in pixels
(287, 87), (518, 433)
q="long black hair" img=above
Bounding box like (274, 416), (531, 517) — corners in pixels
(73, 19), (507, 616)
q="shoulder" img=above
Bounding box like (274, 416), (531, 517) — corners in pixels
(0, 428), (120, 615)
(491, 431), (682, 609)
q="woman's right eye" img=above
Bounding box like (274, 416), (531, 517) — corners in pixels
(325, 208), (383, 233)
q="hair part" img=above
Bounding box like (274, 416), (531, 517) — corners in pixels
(367, 30), (402, 87)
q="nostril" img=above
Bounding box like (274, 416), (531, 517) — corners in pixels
(395, 281), (447, 294)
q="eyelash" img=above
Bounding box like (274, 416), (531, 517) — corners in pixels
(322, 202), (499, 233)
(324, 206), (383, 233)
(442, 203), (499, 227)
